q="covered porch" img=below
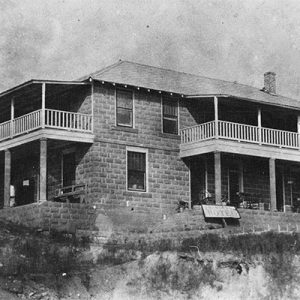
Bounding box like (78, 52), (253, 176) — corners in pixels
(0, 80), (95, 208)
(0, 139), (91, 208)
(180, 96), (300, 158)
(188, 152), (300, 213)
(0, 80), (94, 150)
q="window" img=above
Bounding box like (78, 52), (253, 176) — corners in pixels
(162, 98), (178, 134)
(127, 150), (146, 191)
(116, 89), (133, 127)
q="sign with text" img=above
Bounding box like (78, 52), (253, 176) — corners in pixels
(202, 205), (240, 219)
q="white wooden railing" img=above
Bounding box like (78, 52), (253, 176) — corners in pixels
(181, 120), (300, 150)
(218, 120), (259, 143)
(14, 110), (41, 136)
(0, 121), (11, 141)
(181, 121), (215, 143)
(45, 109), (92, 132)
(0, 109), (93, 141)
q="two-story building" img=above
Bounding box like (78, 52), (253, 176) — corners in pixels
(0, 60), (300, 214)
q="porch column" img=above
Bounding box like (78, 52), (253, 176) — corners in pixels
(214, 96), (219, 139)
(269, 158), (277, 211)
(39, 138), (47, 201)
(10, 98), (14, 138)
(214, 151), (222, 204)
(41, 83), (46, 128)
(4, 149), (11, 208)
(258, 108), (262, 144)
(297, 116), (300, 149)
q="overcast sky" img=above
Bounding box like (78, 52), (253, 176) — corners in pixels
(1, 0), (300, 99)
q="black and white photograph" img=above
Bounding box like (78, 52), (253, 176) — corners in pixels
(1, 0), (300, 299)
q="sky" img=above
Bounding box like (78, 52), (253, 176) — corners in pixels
(1, 0), (300, 99)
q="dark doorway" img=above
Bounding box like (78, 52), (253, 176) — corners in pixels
(190, 157), (205, 205)
(15, 178), (35, 206)
(276, 168), (284, 212)
(12, 155), (38, 206)
(229, 169), (240, 205)
(62, 152), (76, 187)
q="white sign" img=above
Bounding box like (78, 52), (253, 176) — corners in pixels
(202, 205), (240, 219)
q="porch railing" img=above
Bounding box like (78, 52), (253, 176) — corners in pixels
(0, 109), (93, 141)
(181, 120), (300, 149)
(45, 109), (92, 132)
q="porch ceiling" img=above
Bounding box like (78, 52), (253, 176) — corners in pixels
(180, 139), (300, 163)
(0, 128), (94, 152)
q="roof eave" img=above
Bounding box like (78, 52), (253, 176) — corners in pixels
(0, 79), (90, 99)
(186, 93), (300, 110)
(91, 77), (186, 98)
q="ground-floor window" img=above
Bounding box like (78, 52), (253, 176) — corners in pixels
(127, 148), (147, 192)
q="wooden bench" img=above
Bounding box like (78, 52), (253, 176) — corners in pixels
(54, 183), (88, 204)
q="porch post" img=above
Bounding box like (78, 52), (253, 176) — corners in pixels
(41, 83), (46, 128)
(10, 98), (14, 138)
(91, 78), (94, 133)
(214, 96), (219, 139)
(297, 116), (300, 149)
(4, 149), (11, 208)
(258, 108), (262, 144)
(269, 158), (277, 211)
(214, 151), (222, 204)
(39, 138), (47, 201)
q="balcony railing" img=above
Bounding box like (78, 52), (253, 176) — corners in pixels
(0, 109), (93, 141)
(181, 120), (300, 149)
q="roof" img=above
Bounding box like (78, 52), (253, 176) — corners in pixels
(86, 60), (300, 110)
(0, 79), (89, 99)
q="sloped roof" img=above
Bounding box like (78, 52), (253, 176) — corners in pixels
(86, 60), (300, 110)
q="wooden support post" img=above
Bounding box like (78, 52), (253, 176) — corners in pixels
(91, 78), (94, 133)
(214, 151), (222, 204)
(214, 96), (219, 139)
(41, 83), (46, 128)
(269, 158), (277, 211)
(39, 138), (47, 201)
(297, 116), (300, 149)
(258, 108), (262, 144)
(10, 98), (14, 138)
(4, 149), (11, 208)
(188, 160), (192, 210)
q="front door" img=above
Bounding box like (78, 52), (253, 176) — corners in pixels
(190, 158), (206, 205)
(15, 178), (35, 206)
(229, 169), (240, 206)
(62, 152), (76, 187)
(276, 168), (284, 212)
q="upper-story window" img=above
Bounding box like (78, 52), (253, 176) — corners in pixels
(162, 98), (178, 134)
(116, 89), (133, 127)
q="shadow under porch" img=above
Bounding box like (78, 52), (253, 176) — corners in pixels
(187, 152), (300, 212)
(0, 140), (91, 208)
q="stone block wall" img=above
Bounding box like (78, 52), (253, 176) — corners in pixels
(0, 201), (98, 232)
(45, 83), (198, 214)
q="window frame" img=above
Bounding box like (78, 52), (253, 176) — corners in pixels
(126, 146), (148, 192)
(161, 96), (179, 135)
(115, 88), (134, 128)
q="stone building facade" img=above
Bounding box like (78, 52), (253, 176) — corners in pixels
(1, 60), (300, 218)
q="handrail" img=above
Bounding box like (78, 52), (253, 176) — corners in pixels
(45, 109), (92, 132)
(180, 121), (215, 143)
(181, 120), (300, 150)
(0, 120), (11, 141)
(0, 109), (93, 141)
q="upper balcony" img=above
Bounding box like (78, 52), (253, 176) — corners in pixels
(0, 80), (94, 150)
(180, 96), (300, 162)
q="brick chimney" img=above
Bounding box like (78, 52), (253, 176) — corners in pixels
(264, 71), (276, 94)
